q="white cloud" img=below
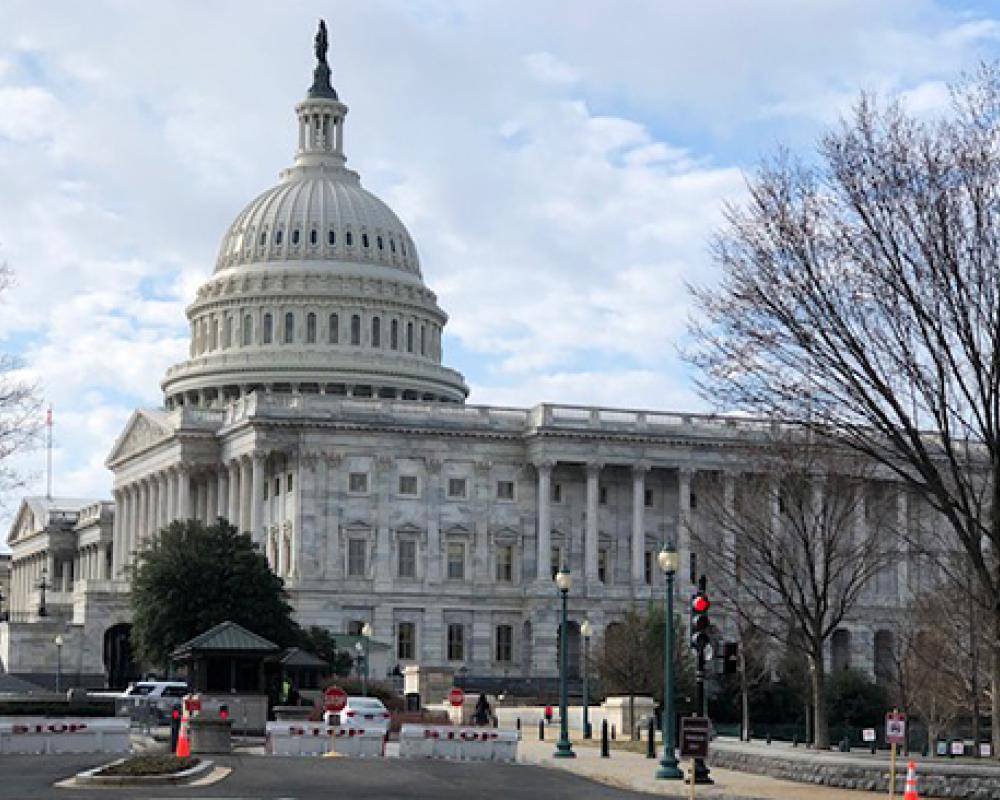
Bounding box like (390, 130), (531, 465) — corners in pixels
(523, 51), (579, 86)
(0, 86), (62, 141)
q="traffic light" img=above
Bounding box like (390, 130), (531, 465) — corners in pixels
(690, 576), (711, 651)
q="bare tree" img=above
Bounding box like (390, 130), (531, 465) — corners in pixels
(693, 442), (895, 748)
(687, 64), (1000, 754)
(0, 263), (40, 507)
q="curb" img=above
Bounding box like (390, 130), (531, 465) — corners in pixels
(72, 758), (214, 786)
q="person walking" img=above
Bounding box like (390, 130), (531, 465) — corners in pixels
(473, 693), (492, 726)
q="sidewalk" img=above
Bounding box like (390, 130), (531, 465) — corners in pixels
(518, 738), (887, 799)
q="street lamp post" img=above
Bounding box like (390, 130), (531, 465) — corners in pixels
(581, 619), (592, 739)
(554, 565), (576, 759)
(54, 634), (64, 694)
(361, 622), (372, 696)
(656, 544), (683, 780)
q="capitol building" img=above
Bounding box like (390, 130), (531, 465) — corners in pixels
(1, 27), (915, 691)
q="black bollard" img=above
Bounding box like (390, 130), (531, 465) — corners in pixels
(792, 734), (798, 748)
(870, 739), (877, 756)
(601, 720), (610, 758)
(169, 706), (181, 753)
(766, 731), (772, 745)
(646, 717), (656, 759)
(611, 723), (617, 741)
(539, 719), (545, 741)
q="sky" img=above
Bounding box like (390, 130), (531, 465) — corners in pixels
(2, 0), (1000, 516)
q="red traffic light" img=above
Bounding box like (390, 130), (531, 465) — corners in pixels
(692, 595), (710, 613)
(171, 708), (180, 721)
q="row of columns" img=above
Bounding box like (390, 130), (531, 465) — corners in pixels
(10, 551), (54, 615)
(534, 461), (699, 588)
(112, 454), (269, 577)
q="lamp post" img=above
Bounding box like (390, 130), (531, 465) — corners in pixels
(361, 622), (372, 696)
(581, 618), (592, 739)
(554, 565), (575, 758)
(656, 544), (683, 779)
(54, 634), (64, 694)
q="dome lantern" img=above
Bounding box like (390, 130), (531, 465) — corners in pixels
(293, 19), (349, 172)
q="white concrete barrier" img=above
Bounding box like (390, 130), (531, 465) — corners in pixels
(0, 718), (129, 754)
(265, 722), (384, 757)
(398, 725), (519, 762)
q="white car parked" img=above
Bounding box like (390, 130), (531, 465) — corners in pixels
(119, 680), (189, 722)
(332, 696), (391, 734)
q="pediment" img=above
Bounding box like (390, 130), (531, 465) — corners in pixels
(492, 526), (520, 544)
(344, 519), (372, 531)
(443, 524), (471, 537)
(6, 500), (36, 547)
(394, 522), (423, 536)
(105, 410), (174, 466)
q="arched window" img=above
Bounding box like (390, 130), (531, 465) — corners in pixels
(275, 230), (283, 245)
(351, 314), (361, 346)
(259, 231), (267, 246)
(401, 240), (407, 256)
(389, 238), (396, 254)
(377, 235), (384, 251)
(406, 321), (414, 353)
(362, 233), (370, 249)
(329, 313), (339, 344)
(390, 319), (399, 350)
(243, 314), (252, 346)
(223, 316), (232, 349)
(372, 317), (381, 347)
(420, 324), (426, 356)
(263, 313), (273, 344)
(309, 229), (317, 245)
(346, 231), (353, 246)
(284, 312), (295, 344)
(328, 229), (335, 245)
(306, 312), (317, 343)
(291, 229), (300, 245)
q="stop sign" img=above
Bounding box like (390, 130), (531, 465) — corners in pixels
(323, 685), (347, 713)
(448, 687), (465, 707)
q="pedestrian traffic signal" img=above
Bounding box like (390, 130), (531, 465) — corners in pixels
(690, 578), (711, 651)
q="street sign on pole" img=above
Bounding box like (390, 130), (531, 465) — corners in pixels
(679, 716), (710, 759)
(885, 711), (906, 745)
(323, 685), (347, 713)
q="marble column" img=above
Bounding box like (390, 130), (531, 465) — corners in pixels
(217, 468), (229, 522)
(111, 488), (123, 578)
(251, 453), (265, 545)
(723, 470), (736, 576)
(177, 465), (191, 520)
(137, 480), (149, 551)
(166, 468), (177, 524)
(678, 468), (692, 590)
(206, 471), (218, 524)
(239, 457), (252, 534)
(585, 462), (601, 583)
(158, 472), (169, 531)
(227, 461), (240, 526)
(146, 478), (158, 545)
(897, 486), (909, 601)
(632, 464), (647, 585)
(535, 461), (553, 581)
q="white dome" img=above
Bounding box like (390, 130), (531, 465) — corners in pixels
(214, 169), (422, 277)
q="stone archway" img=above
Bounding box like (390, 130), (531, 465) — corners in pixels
(103, 623), (138, 689)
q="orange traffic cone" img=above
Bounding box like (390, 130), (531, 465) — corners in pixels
(903, 760), (919, 800)
(175, 707), (191, 758)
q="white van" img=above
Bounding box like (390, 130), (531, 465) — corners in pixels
(120, 680), (189, 722)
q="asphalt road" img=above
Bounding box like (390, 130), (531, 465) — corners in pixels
(0, 753), (652, 800)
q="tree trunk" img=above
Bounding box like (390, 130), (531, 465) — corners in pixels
(811, 658), (829, 750)
(739, 648), (750, 741)
(991, 635), (1000, 759)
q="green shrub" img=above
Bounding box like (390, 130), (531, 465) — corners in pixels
(826, 669), (889, 731)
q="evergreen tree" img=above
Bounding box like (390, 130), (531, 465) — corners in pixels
(130, 519), (299, 668)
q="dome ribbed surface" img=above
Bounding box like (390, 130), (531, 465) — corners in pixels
(214, 171), (421, 276)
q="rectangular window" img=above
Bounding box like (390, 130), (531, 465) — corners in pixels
(398, 539), (416, 579)
(447, 623), (465, 661)
(551, 546), (562, 580)
(447, 478), (467, 499)
(348, 539), (367, 577)
(599, 486), (608, 505)
(397, 622), (415, 660)
(287, 473), (294, 493)
(348, 620), (364, 635)
(349, 472), (368, 494)
(690, 492), (698, 510)
(447, 541), (465, 580)
(644, 488), (653, 507)
(398, 475), (419, 496)
(644, 551), (653, 585)
(263, 481), (269, 501)
(496, 624), (513, 662)
(496, 545), (514, 583)
(497, 480), (515, 501)
(551, 483), (563, 503)
(598, 548), (608, 584)
(275, 476), (281, 495)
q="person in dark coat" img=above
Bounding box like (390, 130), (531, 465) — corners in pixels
(473, 692), (492, 726)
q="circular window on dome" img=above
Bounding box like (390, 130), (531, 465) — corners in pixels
(362, 233), (370, 249)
